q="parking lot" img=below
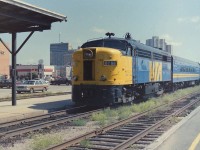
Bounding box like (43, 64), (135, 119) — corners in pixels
(0, 85), (71, 98)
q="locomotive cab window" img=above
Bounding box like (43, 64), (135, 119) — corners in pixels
(126, 44), (133, 56)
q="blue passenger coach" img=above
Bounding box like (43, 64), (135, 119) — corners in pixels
(172, 56), (200, 87)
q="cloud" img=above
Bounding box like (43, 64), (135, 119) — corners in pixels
(92, 27), (106, 34)
(191, 16), (200, 23)
(161, 34), (182, 46)
(177, 17), (187, 23)
(177, 16), (200, 23)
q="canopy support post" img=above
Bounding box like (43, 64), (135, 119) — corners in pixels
(11, 32), (17, 106)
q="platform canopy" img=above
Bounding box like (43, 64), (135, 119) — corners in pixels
(0, 0), (67, 106)
(0, 0), (67, 33)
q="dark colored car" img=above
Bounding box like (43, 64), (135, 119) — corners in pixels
(51, 78), (71, 85)
(0, 79), (12, 88)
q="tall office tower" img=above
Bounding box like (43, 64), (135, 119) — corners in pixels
(50, 43), (69, 66)
(146, 39), (153, 47)
(64, 50), (76, 66)
(166, 45), (172, 53)
(159, 39), (166, 51)
(146, 36), (160, 48)
(152, 36), (160, 48)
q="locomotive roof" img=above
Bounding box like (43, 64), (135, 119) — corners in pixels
(129, 39), (171, 57)
(172, 55), (199, 66)
(85, 37), (171, 57)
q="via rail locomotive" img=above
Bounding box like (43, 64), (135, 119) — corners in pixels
(72, 33), (200, 106)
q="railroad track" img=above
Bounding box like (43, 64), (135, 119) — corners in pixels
(47, 92), (200, 150)
(0, 105), (103, 144)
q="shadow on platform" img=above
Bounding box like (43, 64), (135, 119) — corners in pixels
(28, 98), (74, 112)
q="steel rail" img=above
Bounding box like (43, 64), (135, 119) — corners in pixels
(0, 105), (87, 128)
(111, 97), (199, 150)
(0, 108), (102, 139)
(46, 91), (199, 150)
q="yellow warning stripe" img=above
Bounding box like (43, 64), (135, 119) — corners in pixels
(173, 74), (199, 78)
(188, 132), (200, 150)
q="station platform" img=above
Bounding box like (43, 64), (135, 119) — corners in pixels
(147, 105), (200, 150)
(0, 94), (72, 123)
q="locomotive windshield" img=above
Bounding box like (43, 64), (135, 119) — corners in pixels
(81, 39), (127, 52)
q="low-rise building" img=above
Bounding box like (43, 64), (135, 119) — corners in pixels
(15, 64), (54, 80)
(0, 43), (10, 79)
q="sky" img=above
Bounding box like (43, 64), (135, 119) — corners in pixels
(1, 0), (200, 65)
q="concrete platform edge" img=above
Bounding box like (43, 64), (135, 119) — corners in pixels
(146, 105), (200, 150)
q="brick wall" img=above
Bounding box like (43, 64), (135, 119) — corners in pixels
(0, 43), (10, 78)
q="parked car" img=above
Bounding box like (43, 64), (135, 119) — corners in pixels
(0, 79), (12, 88)
(34, 78), (49, 84)
(16, 80), (48, 93)
(50, 78), (71, 85)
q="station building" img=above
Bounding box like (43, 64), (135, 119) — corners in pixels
(0, 43), (10, 79)
(15, 64), (54, 80)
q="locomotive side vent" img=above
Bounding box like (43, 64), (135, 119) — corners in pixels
(83, 60), (93, 80)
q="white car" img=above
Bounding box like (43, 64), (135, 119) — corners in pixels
(16, 80), (48, 93)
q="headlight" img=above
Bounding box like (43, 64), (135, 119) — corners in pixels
(73, 76), (78, 81)
(100, 75), (107, 81)
(83, 50), (93, 59)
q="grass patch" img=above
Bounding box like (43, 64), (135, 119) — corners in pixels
(80, 139), (91, 147)
(117, 106), (132, 120)
(90, 86), (200, 126)
(30, 133), (64, 150)
(72, 119), (87, 126)
(91, 112), (108, 126)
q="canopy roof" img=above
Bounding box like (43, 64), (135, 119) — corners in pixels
(0, 0), (67, 33)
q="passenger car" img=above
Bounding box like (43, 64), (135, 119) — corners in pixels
(0, 79), (12, 88)
(16, 80), (48, 93)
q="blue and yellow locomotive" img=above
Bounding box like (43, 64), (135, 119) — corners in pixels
(72, 33), (200, 106)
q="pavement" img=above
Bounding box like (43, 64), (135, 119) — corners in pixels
(147, 105), (200, 150)
(0, 94), (73, 123)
